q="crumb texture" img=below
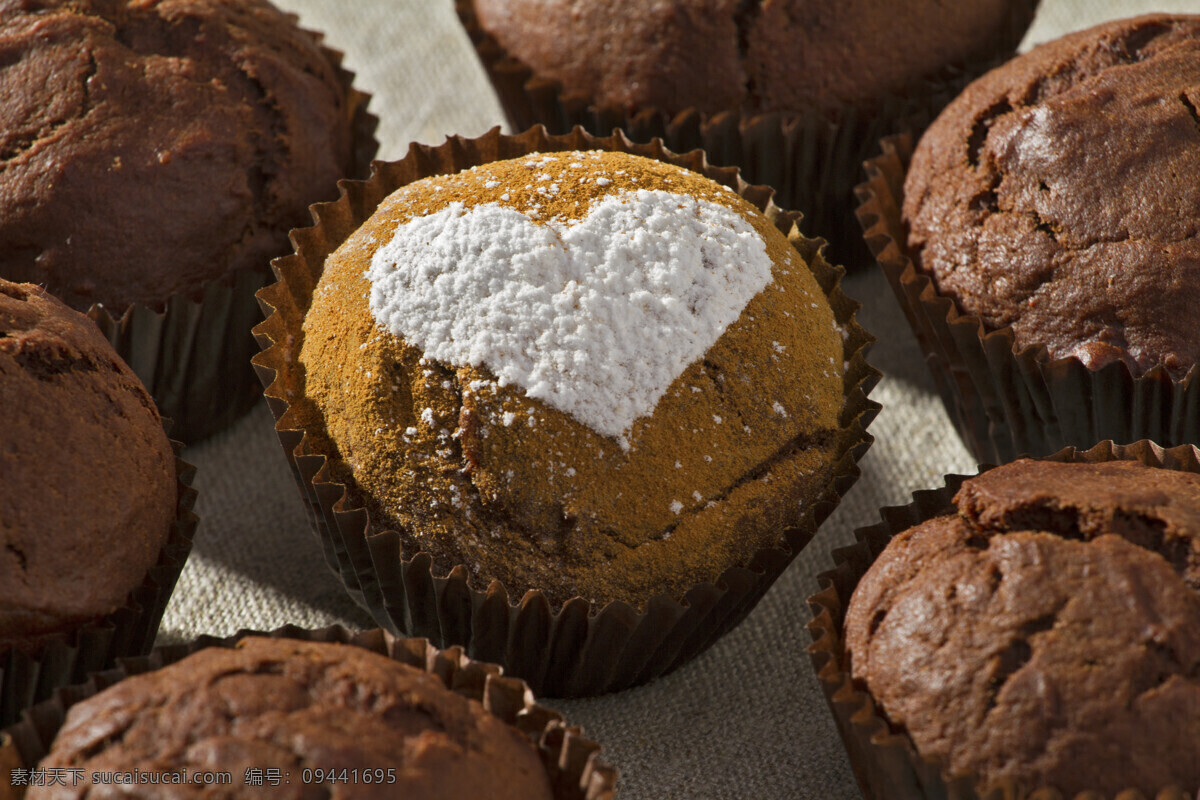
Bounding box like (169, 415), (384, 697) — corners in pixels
(473, 0), (1033, 117)
(27, 637), (555, 800)
(845, 459), (1200, 796)
(904, 14), (1200, 376)
(0, 279), (174, 651)
(0, 0), (354, 312)
(298, 151), (845, 607)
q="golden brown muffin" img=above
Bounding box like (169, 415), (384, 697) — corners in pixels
(296, 151), (844, 607)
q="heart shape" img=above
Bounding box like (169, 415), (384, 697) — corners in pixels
(366, 188), (772, 440)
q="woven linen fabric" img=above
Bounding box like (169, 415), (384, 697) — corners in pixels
(163, 1), (1193, 797)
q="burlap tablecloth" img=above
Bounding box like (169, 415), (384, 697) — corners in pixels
(163, 2), (1193, 797)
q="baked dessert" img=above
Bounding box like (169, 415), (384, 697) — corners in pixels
(0, 0), (356, 313)
(294, 149), (846, 608)
(0, 279), (175, 652)
(903, 14), (1200, 377)
(843, 458), (1200, 796)
(471, 0), (1037, 118)
(26, 636), (555, 800)
(0, 0), (368, 441)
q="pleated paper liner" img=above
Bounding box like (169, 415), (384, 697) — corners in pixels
(251, 124), (879, 697)
(86, 29), (380, 445)
(0, 436), (198, 729)
(857, 134), (1200, 466)
(0, 626), (616, 800)
(455, 0), (1038, 273)
(806, 439), (1200, 800)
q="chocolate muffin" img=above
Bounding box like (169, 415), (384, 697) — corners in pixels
(843, 458), (1200, 797)
(0, 0), (355, 313)
(0, 279), (175, 652)
(471, 0), (1037, 119)
(903, 14), (1200, 377)
(26, 636), (555, 800)
(295, 150), (846, 608)
(0, 0), (367, 441)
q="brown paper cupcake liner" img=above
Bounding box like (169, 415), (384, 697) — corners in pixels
(251, 125), (879, 697)
(807, 439), (1200, 800)
(455, 0), (1038, 272)
(0, 436), (198, 729)
(857, 134), (1200, 465)
(86, 30), (380, 445)
(0, 625), (616, 800)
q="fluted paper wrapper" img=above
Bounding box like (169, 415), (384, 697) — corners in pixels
(0, 626), (616, 800)
(0, 439), (198, 728)
(456, 0), (1038, 272)
(86, 28), (379, 444)
(251, 125), (878, 697)
(858, 134), (1200, 465)
(807, 439), (1200, 800)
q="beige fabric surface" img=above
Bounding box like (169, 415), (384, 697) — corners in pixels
(163, 1), (1194, 797)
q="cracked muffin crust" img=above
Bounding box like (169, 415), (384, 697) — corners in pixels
(903, 14), (1200, 377)
(26, 636), (555, 800)
(0, 0), (355, 313)
(471, 0), (1035, 118)
(296, 151), (846, 608)
(844, 459), (1200, 796)
(0, 279), (175, 652)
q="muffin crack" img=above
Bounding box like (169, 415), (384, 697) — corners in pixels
(0, 111), (65, 164)
(1025, 208), (1059, 240)
(78, 50), (99, 116)
(232, 63), (286, 222)
(958, 465), (1200, 590)
(0, 46), (99, 162)
(1122, 637), (1200, 710)
(647, 425), (836, 539)
(967, 176), (1001, 214)
(966, 99), (1012, 170)
(984, 635), (1033, 716)
(1117, 20), (1175, 62)
(10, 343), (100, 381)
(698, 357), (749, 431)
(732, 0), (764, 107)
(4, 542), (27, 572)
(1180, 91), (1200, 133)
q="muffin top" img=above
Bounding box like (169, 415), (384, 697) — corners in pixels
(473, 0), (1035, 117)
(297, 150), (845, 607)
(903, 14), (1200, 376)
(0, 279), (175, 651)
(28, 636), (554, 800)
(0, 0), (355, 313)
(845, 459), (1200, 796)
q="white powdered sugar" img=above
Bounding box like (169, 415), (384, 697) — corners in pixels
(366, 188), (772, 440)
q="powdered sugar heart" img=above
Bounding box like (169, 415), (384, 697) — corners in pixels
(366, 188), (772, 440)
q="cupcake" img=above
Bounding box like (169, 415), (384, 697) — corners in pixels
(0, 0), (376, 442)
(458, 0), (1039, 269)
(859, 14), (1200, 463)
(808, 441), (1200, 799)
(1, 628), (616, 799)
(253, 125), (877, 696)
(0, 279), (196, 726)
